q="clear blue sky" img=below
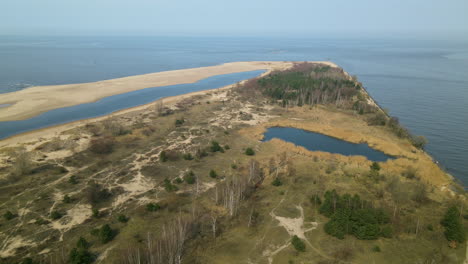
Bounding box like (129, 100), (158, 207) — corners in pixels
(1, 0), (467, 38)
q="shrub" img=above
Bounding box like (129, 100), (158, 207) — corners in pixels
(441, 206), (465, 244)
(210, 141), (223, 152)
(50, 211), (63, 220)
(291, 235), (306, 252)
(272, 178), (282, 186)
(367, 112), (387, 126)
(89, 137), (115, 154)
(184, 171), (196, 184)
(76, 237), (90, 249)
(69, 175), (78, 184)
(3, 210), (16, 220)
(245, 147), (255, 156)
(146, 203), (161, 212)
(209, 169), (217, 179)
(411, 135), (427, 149)
(175, 119), (185, 126)
(163, 178), (178, 192)
(183, 153), (194, 160)
(370, 162), (380, 171)
(117, 214), (129, 223)
(427, 224), (434, 231)
(231, 164), (238, 169)
(224, 145), (230, 150)
(99, 224), (115, 243)
(195, 148), (209, 159)
(174, 178), (183, 184)
(63, 194), (72, 203)
(159, 151), (168, 162)
(92, 208), (100, 218)
(69, 247), (93, 264)
(372, 246), (381, 252)
(402, 166), (417, 179)
(86, 183), (112, 205)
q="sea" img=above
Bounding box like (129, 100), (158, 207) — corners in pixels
(0, 35), (467, 187)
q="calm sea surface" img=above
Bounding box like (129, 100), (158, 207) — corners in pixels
(0, 36), (466, 187)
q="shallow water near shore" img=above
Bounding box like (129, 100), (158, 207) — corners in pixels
(0, 36), (466, 186)
(0, 70), (264, 139)
(262, 127), (394, 162)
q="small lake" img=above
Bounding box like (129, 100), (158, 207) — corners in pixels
(0, 70), (264, 139)
(262, 127), (393, 162)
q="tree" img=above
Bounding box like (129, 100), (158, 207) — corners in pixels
(209, 169), (217, 179)
(69, 247), (93, 264)
(184, 171), (196, 184)
(441, 206), (465, 246)
(245, 147), (255, 156)
(99, 224), (114, 243)
(291, 235), (306, 252)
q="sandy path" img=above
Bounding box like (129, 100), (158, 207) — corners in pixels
(0, 61), (315, 121)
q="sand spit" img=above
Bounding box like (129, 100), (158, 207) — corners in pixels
(0, 61), (336, 122)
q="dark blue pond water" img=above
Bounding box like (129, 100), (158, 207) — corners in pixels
(0, 70), (264, 139)
(262, 127), (393, 162)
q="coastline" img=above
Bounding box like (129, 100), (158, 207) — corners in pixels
(0, 61), (307, 122)
(0, 61), (459, 191)
(0, 63), (284, 147)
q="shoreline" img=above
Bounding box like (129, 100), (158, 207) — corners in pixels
(0, 61), (315, 122)
(0, 61), (459, 190)
(0, 64), (280, 147)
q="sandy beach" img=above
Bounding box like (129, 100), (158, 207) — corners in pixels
(0, 61), (335, 122)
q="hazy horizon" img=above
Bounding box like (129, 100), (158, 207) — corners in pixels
(1, 0), (467, 40)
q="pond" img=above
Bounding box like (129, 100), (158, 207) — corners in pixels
(0, 70), (265, 139)
(262, 127), (393, 162)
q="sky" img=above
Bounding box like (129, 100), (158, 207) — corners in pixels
(1, 0), (467, 38)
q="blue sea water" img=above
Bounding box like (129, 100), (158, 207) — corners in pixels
(0, 36), (467, 187)
(263, 127), (393, 162)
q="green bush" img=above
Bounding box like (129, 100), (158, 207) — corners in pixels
(210, 141), (223, 152)
(224, 145), (230, 150)
(411, 135), (427, 149)
(441, 206), (465, 244)
(164, 178), (179, 192)
(63, 194), (72, 203)
(245, 147), (255, 156)
(50, 211), (63, 220)
(175, 119), (185, 126)
(370, 162), (380, 171)
(69, 247), (93, 264)
(92, 208), (100, 218)
(183, 153), (194, 160)
(272, 178), (282, 186)
(209, 169), (217, 179)
(69, 175), (78, 184)
(3, 210), (16, 220)
(146, 203), (161, 212)
(291, 235), (306, 252)
(99, 224), (114, 243)
(184, 171), (196, 184)
(117, 214), (129, 223)
(76, 237), (90, 249)
(372, 246), (381, 252)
